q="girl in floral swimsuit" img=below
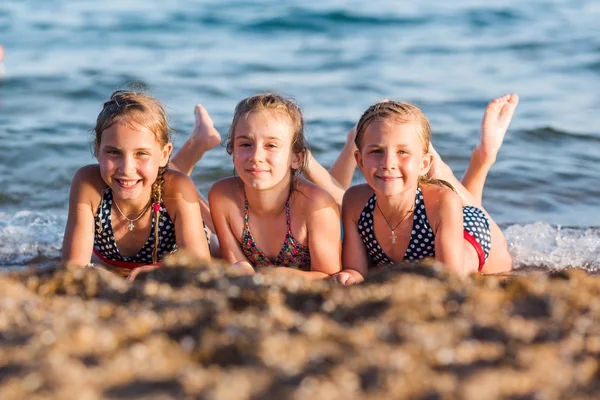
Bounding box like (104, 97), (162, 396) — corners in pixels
(177, 92), (342, 278)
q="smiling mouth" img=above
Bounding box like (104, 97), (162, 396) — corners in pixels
(377, 176), (400, 181)
(246, 168), (269, 174)
(116, 179), (141, 188)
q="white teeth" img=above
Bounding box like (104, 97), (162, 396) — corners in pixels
(118, 180), (138, 187)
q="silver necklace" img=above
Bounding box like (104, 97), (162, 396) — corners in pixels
(113, 200), (151, 231)
(376, 201), (413, 244)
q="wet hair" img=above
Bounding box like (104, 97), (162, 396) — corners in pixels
(225, 92), (309, 176)
(94, 90), (172, 265)
(355, 100), (455, 191)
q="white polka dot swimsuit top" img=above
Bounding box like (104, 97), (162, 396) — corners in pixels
(357, 187), (492, 268)
(93, 187), (177, 264)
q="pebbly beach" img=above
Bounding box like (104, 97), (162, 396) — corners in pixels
(1, 255), (599, 400)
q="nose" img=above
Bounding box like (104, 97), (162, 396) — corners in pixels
(381, 150), (397, 170)
(248, 145), (265, 163)
(119, 154), (136, 175)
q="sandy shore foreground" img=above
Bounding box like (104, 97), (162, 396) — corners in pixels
(1, 256), (599, 400)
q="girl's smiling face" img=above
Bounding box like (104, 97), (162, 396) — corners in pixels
(232, 110), (301, 191)
(356, 119), (432, 197)
(97, 120), (172, 202)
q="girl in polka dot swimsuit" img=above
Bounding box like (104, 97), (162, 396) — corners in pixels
(175, 93), (342, 279)
(62, 90), (211, 278)
(335, 94), (519, 283)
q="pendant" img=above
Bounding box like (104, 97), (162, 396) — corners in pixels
(391, 230), (397, 244)
(128, 221), (134, 231)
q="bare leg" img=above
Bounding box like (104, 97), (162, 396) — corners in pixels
(428, 94), (519, 207)
(170, 104), (221, 245)
(303, 125), (357, 207)
(328, 125), (358, 189)
(170, 104), (221, 175)
(462, 94), (519, 204)
(426, 94), (519, 274)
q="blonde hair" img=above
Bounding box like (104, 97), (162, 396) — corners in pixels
(225, 92), (309, 175)
(355, 100), (455, 191)
(94, 90), (172, 265)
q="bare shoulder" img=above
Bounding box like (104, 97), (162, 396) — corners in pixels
(163, 169), (199, 202)
(342, 184), (374, 215)
(208, 176), (245, 210)
(209, 176), (244, 197)
(420, 183), (463, 221)
(72, 164), (105, 189)
(292, 178), (338, 211)
(70, 165), (106, 206)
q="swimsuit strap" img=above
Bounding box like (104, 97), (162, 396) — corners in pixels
(243, 196), (251, 234)
(284, 200), (292, 235)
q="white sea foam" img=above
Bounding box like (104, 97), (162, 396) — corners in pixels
(506, 222), (600, 272)
(0, 211), (64, 268)
(1, 212), (599, 272)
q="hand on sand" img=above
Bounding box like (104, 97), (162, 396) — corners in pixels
(331, 271), (357, 285)
(127, 264), (160, 281)
(232, 261), (255, 275)
(476, 94), (519, 164)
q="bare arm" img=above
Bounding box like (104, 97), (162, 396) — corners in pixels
(167, 172), (211, 262)
(430, 190), (474, 275)
(208, 180), (251, 266)
(336, 187), (370, 284)
(62, 166), (100, 267)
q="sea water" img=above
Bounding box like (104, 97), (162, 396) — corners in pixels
(1, 0), (599, 270)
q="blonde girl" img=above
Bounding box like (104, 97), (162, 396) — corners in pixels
(199, 93), (341, 278)
(62, 90), (211, 278)
(336, 94), (519, 283)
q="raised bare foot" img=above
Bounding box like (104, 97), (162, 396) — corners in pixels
(475, 94), (519, 164)
(191, 104), (221, 152)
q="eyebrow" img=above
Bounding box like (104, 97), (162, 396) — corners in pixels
(102, 145), (153, 151)
(364, 143), (411, 149)
(236, 134), (283, 141)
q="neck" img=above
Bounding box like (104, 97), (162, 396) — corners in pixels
(375, 186), (417, 219)
(244, 179), (292, 216)
(113, 190), (153, 216)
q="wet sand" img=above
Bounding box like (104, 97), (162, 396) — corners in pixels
(1, 255), (599, 400)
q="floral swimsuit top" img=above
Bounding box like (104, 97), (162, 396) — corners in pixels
(240, 196), (311, 271)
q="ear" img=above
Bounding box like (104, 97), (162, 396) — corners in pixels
(290, 149), (303, 170)
(420, 152), (433, 176)
(354, 149), (364, 172)
(160, 142), (173, 167)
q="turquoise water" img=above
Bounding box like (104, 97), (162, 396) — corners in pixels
(1, 0), (599, 270)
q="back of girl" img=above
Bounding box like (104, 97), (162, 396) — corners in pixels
(62, 90), (210, 278)
(208, 93), (341, 278)
(337, 97), (516, 283)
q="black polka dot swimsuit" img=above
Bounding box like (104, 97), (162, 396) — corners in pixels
(93, 187), (177, 268)
(357, 187), (492, 271)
